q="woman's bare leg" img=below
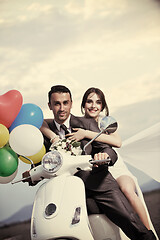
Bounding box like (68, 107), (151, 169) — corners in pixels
(116, 175), (150, 230)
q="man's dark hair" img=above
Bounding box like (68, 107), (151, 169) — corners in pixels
(48, 85), (72, 103)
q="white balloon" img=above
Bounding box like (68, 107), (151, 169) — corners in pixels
(0, 169), (18, 184)
(9, 124), (44, 156)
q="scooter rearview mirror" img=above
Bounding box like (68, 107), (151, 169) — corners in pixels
(100, 116), (118, 134)
(82, 116), (118, 154)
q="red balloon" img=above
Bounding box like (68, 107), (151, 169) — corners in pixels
(0, 90), (23, 128)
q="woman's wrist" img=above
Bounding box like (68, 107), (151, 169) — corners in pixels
(84, 130), (90, 138)
(50, 135), (59, 143)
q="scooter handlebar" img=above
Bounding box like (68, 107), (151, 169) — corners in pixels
(12, 175), (31, 184)
(11, 154), (111, 185)
(12, 165), (44, 185)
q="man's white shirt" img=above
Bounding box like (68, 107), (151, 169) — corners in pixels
(54, 115), (72, 139)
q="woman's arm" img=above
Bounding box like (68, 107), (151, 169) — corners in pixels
(41, 120), (122, 148)
(40, 119), (60, 143)
(67, 128), (122, 148)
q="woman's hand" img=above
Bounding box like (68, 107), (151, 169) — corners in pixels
(66, 128), (86, 142)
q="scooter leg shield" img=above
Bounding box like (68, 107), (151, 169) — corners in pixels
(30, 175), (94, 240)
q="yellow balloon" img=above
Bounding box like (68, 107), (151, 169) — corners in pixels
(19, 144), (46, 164)
(0, 124), (10, 148)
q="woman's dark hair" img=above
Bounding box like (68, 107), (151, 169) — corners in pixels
(48, 85), (72, 103)
(81, 87), (109, 116)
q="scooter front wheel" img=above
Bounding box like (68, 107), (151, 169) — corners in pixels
(54, 239), (78, 240)
(54, 238), (79, 240)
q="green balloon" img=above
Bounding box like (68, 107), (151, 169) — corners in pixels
(0, 146), (18, 177)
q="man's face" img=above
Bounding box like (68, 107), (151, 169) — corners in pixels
(48, 92), (72, 124)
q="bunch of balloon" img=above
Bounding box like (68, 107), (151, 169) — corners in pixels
(9, 103), (44, 132)
(9, 102), (46, 165)
(0, 145), (19, 183)
(0, 90), (23, 184)
(9, 124), (45, 159)
(0, 89), (23, 128)
(0, 124), (18, 180)
(19, 145), (46, 165)
(0, 124), (10, 148)
(0, 90), (46, 183)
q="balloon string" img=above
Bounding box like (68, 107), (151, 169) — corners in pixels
(20, 155), (35, 168)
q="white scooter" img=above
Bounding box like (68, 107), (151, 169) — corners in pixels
(12, 116), (122, 240)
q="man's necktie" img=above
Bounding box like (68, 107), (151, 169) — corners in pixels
(60, 124), (70, 135)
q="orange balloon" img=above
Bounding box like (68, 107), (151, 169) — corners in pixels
(19, 145), (46, 164)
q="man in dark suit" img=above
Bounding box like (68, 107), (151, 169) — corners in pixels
(42, 85), (156, 240)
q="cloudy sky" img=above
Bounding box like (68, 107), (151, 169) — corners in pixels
(0, 0), (160, 222)
(1, 0), (160, 117)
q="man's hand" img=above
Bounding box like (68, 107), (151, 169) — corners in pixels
(93, 152), (110, 167)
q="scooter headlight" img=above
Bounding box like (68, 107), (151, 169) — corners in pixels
(42, 151), (62, 173)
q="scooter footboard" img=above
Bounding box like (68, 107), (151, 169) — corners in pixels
(31, 175), (94, 240)
(89, 214), (122, 240)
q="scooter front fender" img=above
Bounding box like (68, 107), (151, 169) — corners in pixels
(31, 175), (94, 240)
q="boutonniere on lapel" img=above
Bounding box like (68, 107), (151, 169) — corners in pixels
(49, 139), (82, 156)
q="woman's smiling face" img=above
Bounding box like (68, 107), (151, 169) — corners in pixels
(84, 93), (103, 121)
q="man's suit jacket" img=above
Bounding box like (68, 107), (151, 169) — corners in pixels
(43, 114), (118, 191)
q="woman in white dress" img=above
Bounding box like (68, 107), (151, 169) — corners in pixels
(41, 87), (153, 232)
